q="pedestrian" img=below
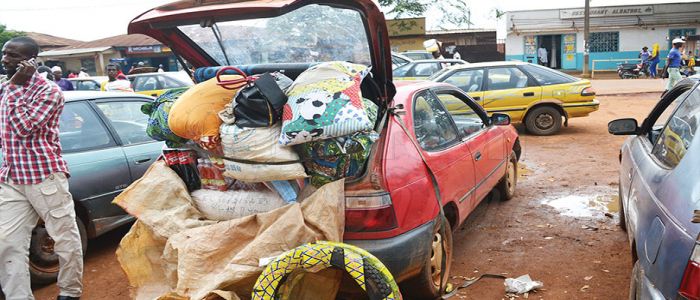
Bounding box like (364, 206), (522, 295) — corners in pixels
(537, 45), (548, 67)
(37, 65), (55, 81)
(639, 46), (650, 63)
(100, 63), (133, 92)
(453, 50), (462, 60)
(648, 43), (660, 78)
(51, 66), (74, 91)
(158, 64), (165, 73)
(0, 36), (83, 300)
(78, 67), (89, 78)
(662, 38), (685, 93)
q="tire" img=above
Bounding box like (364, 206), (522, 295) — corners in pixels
(618, 184), (627, 232)
(400, 217), (453, 300)
(30, 218), (87, 285)
(495, 151), (518, 201)
(525, 106), (562, 136)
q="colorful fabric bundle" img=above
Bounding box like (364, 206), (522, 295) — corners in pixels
(295, 131), (379, 187)
(279, 61), (377, 146)
(141, 87), (190, 148)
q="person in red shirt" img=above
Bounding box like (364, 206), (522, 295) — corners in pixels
(0, 36), (83, 300)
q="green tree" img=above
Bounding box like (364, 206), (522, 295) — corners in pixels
(0, 24), (24, 48)
(378, 0), (472, 29)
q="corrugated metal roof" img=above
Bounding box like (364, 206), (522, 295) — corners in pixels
(56, 34), (162, 50)
(25, 32), (82, 48)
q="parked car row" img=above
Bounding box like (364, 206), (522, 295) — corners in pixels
(67, 71), (193, 97)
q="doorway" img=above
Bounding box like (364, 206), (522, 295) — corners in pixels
(536, 35), (562, 69)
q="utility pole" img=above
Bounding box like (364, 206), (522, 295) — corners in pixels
(582, 0), (591, 77)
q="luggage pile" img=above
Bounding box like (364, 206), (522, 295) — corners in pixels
(117, 61), (385, 299)
(142, 61), (380, 213)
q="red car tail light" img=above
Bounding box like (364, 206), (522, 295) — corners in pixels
(680, 243), (700, 300)
(581, 87), (596, 96)
(345, 192), (398, 232)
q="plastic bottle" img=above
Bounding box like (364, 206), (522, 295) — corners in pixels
(196, 158), (210, 190)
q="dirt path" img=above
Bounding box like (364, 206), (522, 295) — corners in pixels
(447, 92), (662, 300)
(31, 92), (662, 300)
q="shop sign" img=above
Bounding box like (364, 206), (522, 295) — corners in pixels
(127, 45), (163, 54)
(560, 5), (653, 19)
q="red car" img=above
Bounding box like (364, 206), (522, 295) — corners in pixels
(130, 0), (521, 298)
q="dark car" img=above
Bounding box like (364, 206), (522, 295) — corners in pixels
(22, 91), (163, 283)
(609, 78), (700, 300)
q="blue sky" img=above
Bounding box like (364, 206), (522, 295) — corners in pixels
(0, 0), (697, 41)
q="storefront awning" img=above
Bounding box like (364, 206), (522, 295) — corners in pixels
(39, 46), (112, 57)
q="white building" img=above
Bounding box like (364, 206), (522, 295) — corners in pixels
(506, 2), (700, 71)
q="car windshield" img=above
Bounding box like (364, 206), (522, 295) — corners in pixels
(177, 4), (371, 66)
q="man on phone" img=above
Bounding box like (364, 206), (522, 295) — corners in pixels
(0, 36), (83, 300)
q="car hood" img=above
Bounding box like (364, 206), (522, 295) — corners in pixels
(128, 0), (395, 102)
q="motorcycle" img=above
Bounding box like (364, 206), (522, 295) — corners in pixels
(617, 62), (649, 79)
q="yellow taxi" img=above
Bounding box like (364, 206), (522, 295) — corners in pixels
(430, 61), (599, 135)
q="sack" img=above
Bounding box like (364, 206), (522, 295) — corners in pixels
(296, 131), (378, 187)
(190, 189), (287, 221)
(167, 74), (242, 142)
(280, 61), (377, 146)
(217, 67), (290, 128)
(141, 87), (190, 147)
(219, 123), (307, 182)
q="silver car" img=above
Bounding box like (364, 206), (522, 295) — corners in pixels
(609, 78), (700, 299)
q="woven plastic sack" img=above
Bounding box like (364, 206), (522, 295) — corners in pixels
(296, 131), (378, 187)
(168, 75), (242, 142)
(220, 124), (307, 182)
(141, 87), (190, 148)
(279, 61), (377, 146)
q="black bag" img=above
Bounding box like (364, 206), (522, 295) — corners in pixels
(216, 67), (288, 128)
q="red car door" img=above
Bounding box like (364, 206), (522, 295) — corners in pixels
(433, 88), (503, 214)
(410, 89), (476, 217)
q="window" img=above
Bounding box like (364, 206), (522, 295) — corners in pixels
(96, 101), (153, 145)
(76, 80), (100, 91)
(487, 67), (530, 91)
(59, 102), (113, 151)
(437, 93), (485, 137)
(133, 76), (160, 92)
(521, 64), (577, 85)
(443, 69), (484, 92)
(393, 63), (412, 77)
(414, 63), (440, 77)
(160, 76), (186, 89)
(413, 91), (459, 151)
(669, 29), (696, 49)
(651, 86), (699, 167)
(589, 32), (619, 52)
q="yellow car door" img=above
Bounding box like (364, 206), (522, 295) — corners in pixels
(482, 66), (541, 123)
(440, 68), (485, 111)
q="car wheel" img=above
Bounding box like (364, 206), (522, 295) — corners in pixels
(30, 218), (87, 285)
(400, 217), (453, 299)
(618, 184), (627, 232)
(525, 106), (562, 136)
(495, 150), (518, 201)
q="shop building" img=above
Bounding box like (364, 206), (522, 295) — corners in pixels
(505, 2), (700, 71)
(39, 34), (179, 76)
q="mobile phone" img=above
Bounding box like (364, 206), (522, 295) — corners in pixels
(16, 58), (37, 72)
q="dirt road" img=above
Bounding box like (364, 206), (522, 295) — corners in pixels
(32, 91), (662, 300)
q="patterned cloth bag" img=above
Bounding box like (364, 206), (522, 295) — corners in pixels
(141, 87), (190, 148)
(279, 61), (377, 146)
(295, 131), (379, 187)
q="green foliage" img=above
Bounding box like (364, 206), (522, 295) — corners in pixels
(378, 0), (472, 29)
(0, 25), (24, 48)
